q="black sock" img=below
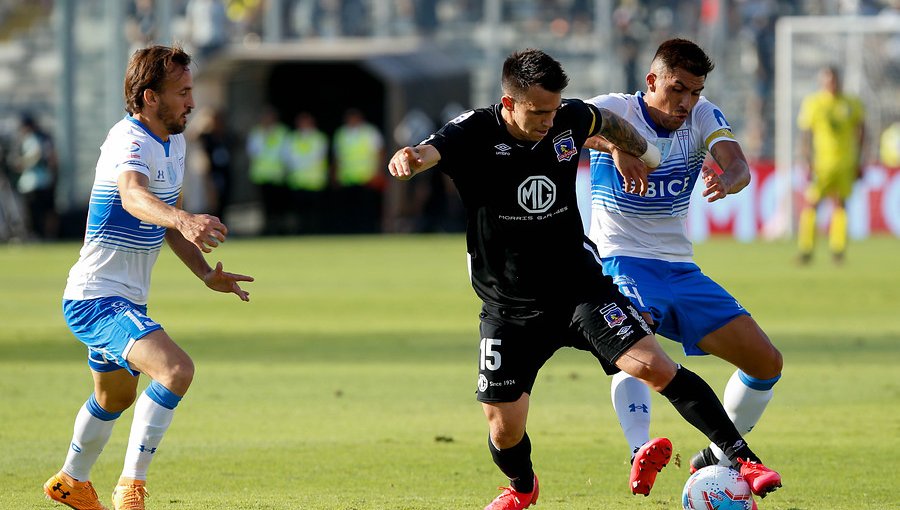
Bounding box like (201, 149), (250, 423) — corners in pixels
(488, 432), (534, 493)
(659, 366), (760, 467)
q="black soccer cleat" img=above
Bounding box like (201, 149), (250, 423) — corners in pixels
(689, 446), (721, 474)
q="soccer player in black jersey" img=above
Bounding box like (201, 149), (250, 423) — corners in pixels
(388, 49), (781, 510)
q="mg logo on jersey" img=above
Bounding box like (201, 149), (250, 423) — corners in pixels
(518, 176), (556, 213)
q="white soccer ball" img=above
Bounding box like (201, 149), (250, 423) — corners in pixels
(682, 465), (756, 510)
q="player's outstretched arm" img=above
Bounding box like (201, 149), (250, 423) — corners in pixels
(163, 225), (254, 301)
(388, 145), (440, 180)
(596, 108), (661, 169)
(704, 140), (751, 202)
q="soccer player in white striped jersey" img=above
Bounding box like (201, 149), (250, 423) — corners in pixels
(43, 45), (253, 510)
(584, 38), (783, 497)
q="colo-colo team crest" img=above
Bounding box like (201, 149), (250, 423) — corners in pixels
(553, 130), (577, 162)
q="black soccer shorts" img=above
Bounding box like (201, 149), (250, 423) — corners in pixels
(475, 294), (653, 403)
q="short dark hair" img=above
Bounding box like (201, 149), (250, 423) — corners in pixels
(651, 38), (715, 77)
(124, 45), (192, 114)
(501, 49), (569, 98)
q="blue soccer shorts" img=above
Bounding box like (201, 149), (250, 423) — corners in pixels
(601, 255), (750, 356)
(62, 296), (163, 375)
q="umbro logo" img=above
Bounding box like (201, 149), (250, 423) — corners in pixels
(495, 143), (511, 155)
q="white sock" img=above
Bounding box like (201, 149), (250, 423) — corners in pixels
(120, 391), (176, 481)
(610, 371), (652, 456)
(708, 370), (777, 464)
(62, 396), (119, 481)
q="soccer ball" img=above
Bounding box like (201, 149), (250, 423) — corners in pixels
(682, 465), (756, 510)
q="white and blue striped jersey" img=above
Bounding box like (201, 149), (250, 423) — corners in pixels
(585, 92), (737, 262)
(63, 116), (185, 304)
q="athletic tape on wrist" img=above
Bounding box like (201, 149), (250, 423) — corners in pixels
(638, 142), (661, 168)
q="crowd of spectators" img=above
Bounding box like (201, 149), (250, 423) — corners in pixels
(2, 0), (899, 241)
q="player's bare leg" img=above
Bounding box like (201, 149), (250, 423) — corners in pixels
(690, 316), (782, 473)
(483, 395), (539, 510)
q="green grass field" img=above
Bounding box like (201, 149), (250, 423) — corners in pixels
(1, 235), (898, 509)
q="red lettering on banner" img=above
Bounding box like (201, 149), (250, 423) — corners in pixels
(576, 160), (900, 240)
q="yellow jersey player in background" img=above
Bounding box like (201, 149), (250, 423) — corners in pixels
(796, 65), (865, 264)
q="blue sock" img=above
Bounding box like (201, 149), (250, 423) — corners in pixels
(144, 380), (183, 410)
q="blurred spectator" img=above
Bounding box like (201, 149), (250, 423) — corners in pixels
(737, 0), (780, 158)
(612, 1), (647, 93)
(247, 107), (289, 235)
(13, 114), (57, 239)
(289, 0), (318, 38)
(333, 108), (384, 233)
(283, 112), (329, 234)
(0, 133), (28, 242)
(197, 109), (235, 220)
(341, 0), (370, 36)
(185, 0), (230, 60)
(126, 0), (156, 53)
(796, 66), (866, 265)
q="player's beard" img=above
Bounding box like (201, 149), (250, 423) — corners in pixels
(157, 101), (189, 135)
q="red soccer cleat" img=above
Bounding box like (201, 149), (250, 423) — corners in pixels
(737, 458), (782, 498)
(630, 437), (673, 496)
(484, 474), (539, 510)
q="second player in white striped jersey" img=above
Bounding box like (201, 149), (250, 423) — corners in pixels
(64, 116), (186, 304)
(584, 91), (736, 262)
(579, 38), (783, 498)
(45, 46), (254, 510)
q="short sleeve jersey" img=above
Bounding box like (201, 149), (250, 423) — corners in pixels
(63, 116), (185, 305)
(797, 91), (865, 174)
(424, 100), (607, 307)
(585, 92), (737, 262)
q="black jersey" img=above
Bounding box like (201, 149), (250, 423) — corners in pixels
(426, 99), (611, 307)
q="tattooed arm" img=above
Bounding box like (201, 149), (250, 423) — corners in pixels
(583, 106), (661, 196)
(594, 107), (660, 168)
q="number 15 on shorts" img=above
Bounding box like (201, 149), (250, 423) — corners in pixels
(480, 338), (502, 371)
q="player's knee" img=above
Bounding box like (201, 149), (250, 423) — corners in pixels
(743, 344), (783, 380)
(626, 366), (675, 393)
(617, 352), (677, 392)
(490, 424), (525, 449)
(485, 412), (526, 448)
(95, 389), (137, 413)
(161, 357), (195, 394)
(759, 346), (783, 379)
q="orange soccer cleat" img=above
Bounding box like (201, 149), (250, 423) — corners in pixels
(111, 479), (148, 510)
(43, 471), (108, 510)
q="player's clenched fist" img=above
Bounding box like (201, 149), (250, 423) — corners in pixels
(389, 145), (441, 181)
(388, 146), (422, 180)
(179, 213), (228, 253)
